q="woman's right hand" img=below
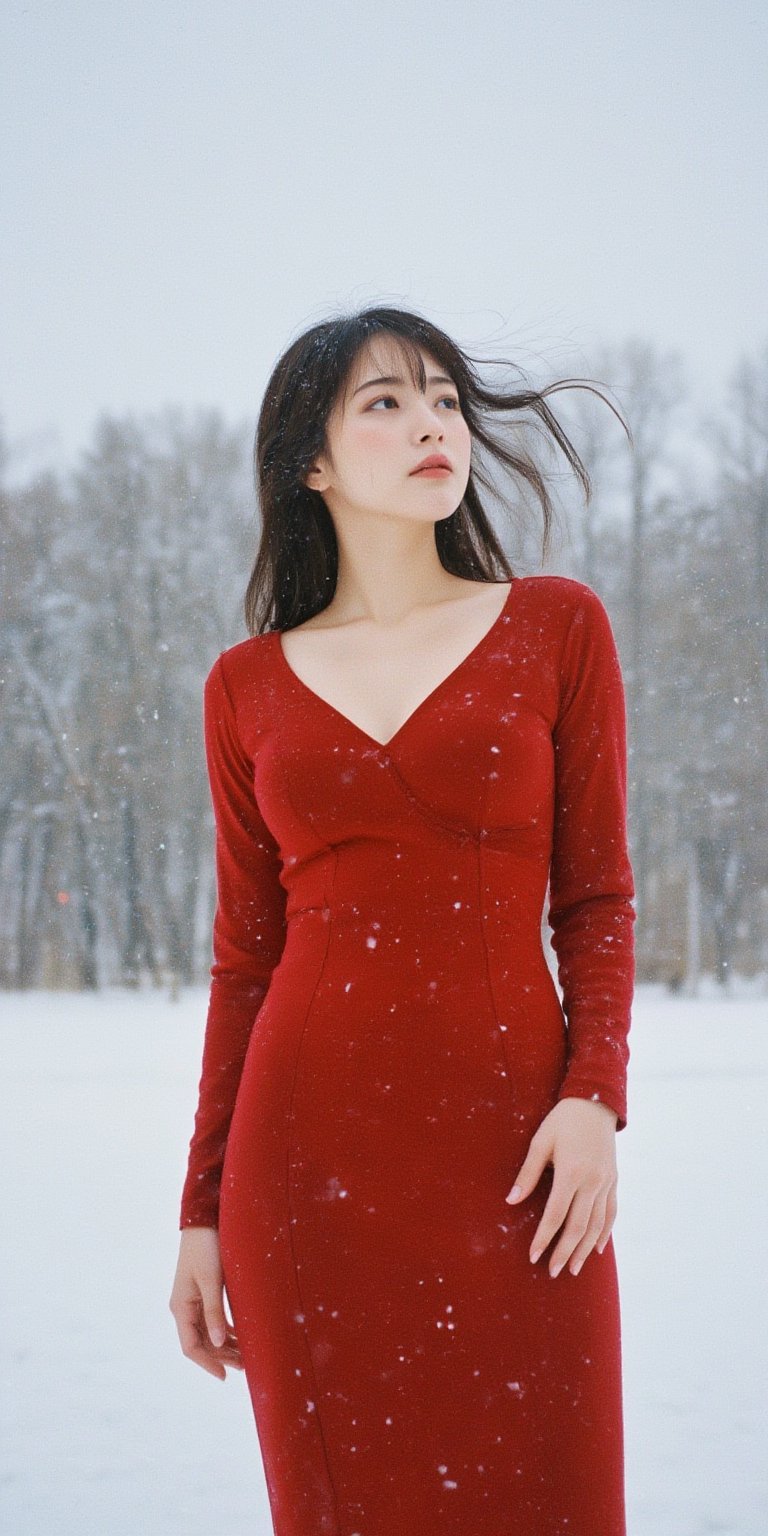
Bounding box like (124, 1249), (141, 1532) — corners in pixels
(169, 1227), (244, 1381)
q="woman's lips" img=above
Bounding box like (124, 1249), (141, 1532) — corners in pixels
(412, 466), (452, 477)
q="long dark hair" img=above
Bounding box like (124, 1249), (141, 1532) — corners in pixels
(244, 304), (631, 636)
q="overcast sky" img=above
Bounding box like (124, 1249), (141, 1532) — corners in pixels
(2, 0), (766, 484)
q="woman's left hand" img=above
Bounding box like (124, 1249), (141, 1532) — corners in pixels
(505, 1097), (619, 1278)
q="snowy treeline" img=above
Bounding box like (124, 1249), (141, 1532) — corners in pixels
(1, 337), (766, 991)
(1, 405), (255, 990)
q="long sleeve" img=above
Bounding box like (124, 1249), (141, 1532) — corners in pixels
(179, 651), (288, 1229)
(547, 585), (636, 1132)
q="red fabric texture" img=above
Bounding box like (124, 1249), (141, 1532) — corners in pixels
(179, 574), (635, 1536)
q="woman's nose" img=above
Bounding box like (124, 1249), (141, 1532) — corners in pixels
(415, 405), (444, 435)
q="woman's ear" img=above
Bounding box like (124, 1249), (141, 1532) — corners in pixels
(303, 459), (330, 492)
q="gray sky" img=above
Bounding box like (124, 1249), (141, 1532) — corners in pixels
(2, 0), (767, 483)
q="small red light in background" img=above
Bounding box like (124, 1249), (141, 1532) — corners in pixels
(56, 891), (70, 905)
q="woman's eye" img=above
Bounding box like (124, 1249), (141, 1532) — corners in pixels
(367, 394), (461, 411)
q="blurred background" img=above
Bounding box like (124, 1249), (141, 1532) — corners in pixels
(2, 0), (767, 994)
(1, 3), (766, 1533)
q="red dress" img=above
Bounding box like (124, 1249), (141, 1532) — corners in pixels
(180, 574), (636, 1536)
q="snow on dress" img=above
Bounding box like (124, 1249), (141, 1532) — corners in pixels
(180, 573), (636, 1536)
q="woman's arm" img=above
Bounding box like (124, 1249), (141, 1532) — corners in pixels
(506, 585), (636, 1279)
(178, 649), (288, 1230)
(547, 584), (636, 1131)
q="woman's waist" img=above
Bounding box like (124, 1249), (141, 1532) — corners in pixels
(280, 891), (551, 974)
(282, 843), (548, 931)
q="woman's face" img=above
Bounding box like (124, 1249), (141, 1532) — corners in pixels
(305, 337), (472, 526)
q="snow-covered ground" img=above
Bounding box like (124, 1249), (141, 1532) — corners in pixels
(1, 982), (766, 1535)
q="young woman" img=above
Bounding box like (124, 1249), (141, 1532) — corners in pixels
(169, 305), (636, 1536)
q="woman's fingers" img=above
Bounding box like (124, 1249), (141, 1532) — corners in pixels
(170, 1228), (244, 1376)
(527, 1171), (577, 1266)
(560, 1190), (609, 1276)
(174, 1297), (242, 1378)
(215, 1324), (245, 1368)
(516, 1100), (620, 1276)
(530, 1175), (600, 1272)
(593, 1183), (618, 1256)
(219, 1344), (245, 1370)
(175, 1298), (226, 1379)
(530, 1177), (616, 1276)
(199, 1280), (230, 1348)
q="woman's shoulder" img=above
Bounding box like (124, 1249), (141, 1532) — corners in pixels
(513, 573), (614, 633)
(206, 630), (276, 684)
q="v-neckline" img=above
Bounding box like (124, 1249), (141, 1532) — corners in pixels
(272, 579), (519, 751)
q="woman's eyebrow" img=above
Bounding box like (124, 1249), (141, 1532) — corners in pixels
(352, 373), (455, 396)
